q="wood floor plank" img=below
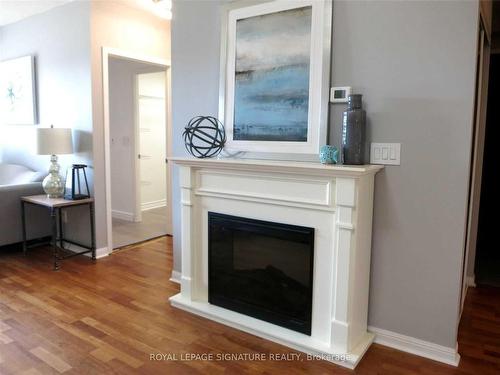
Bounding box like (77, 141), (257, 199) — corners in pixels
(30, 347), (72, 373)
(0, 236), (498, 374)
(20, 368), (44, 375)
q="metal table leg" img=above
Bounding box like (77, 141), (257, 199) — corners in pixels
(59, 208), (64, 249)
(51, 207), (59, 270)
(90, 202), (96, 260)
(21, 201), (27, 256)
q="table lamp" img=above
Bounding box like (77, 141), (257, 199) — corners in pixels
(37, 125), (73, 198)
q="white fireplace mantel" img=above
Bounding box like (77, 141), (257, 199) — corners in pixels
(169, 157), (383, 368)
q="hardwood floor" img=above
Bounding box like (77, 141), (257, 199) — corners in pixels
(0, 236), (498, 374)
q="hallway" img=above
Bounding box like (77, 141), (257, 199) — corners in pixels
(112, 207), (167, 249)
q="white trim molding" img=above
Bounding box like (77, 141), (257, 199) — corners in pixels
(369, 326), (460, 367)
(466, 275), (476, 288)
(141, 199), (167, 211)
(112, 210), (135, 222)
(62, 242), (110, 259)
(94, 247), (110, 259)
(170, 270), (181, 284)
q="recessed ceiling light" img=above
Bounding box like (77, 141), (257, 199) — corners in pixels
(152, 0), (172, 20)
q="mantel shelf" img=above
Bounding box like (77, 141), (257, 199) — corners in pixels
(169, 157), (384, 177)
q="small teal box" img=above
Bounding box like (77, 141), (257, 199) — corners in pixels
(319, 145), (339, 164)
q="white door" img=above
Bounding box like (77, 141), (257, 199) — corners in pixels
(137, 71), (167, 213)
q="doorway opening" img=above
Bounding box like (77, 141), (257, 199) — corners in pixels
(462, 3), (500, 294)
(474, 53), (500, 286)
(103, 49), (172, 251)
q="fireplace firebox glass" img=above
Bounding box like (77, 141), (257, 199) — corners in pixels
(208, 212), (314, 335)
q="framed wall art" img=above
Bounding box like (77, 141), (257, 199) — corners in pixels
(0, 55), (38, 125)
(219, 0), (332, 158)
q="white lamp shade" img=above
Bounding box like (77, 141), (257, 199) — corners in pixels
(37, 127), (73, 155)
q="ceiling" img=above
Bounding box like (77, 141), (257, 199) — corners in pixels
(0, 0), (74, 27)
(0, 0), (171, 27)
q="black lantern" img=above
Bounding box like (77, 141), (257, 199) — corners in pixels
(64, 164), (90, 200)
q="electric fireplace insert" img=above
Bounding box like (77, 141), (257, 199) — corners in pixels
(208, 212), (314, 335)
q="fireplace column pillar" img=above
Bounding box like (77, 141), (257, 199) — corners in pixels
(331, 177), (357, 353)
(179, 166), (194, 299)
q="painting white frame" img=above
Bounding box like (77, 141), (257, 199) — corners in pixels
(219, 0), (332, 159)
(0, 55), (37, 125)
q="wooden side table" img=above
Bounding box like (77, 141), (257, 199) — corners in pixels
(21, 195), (96, 270)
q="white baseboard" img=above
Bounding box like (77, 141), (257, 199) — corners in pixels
(112, 210), (135, 222)
(62, 241), (110, 259)
(368, 326), (460, 366)
(94, 247), (110, 259)
(142, 199), (166, 211)
(466, 275), (476, 287)
(170, 270), (181, 284)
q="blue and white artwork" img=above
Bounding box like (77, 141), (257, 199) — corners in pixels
(0, 56), (37, 125)
(233, 6), (312, 142)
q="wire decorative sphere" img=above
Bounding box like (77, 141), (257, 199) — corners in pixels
(183, 116), (226, 158)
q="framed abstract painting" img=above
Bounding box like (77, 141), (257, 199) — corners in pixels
(0, 55), (37, 125)
(219, 0), (332, 158)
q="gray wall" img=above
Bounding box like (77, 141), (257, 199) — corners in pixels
(330, 0), (478, 347)
(171, 0), (479, 348)
(0, 1), (92, 174)
(0, 1), (94, 244)
(171, 0), (223, 272)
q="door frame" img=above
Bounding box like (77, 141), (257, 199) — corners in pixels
(102, 47), (173, 252)
(459, 15), (491, 315)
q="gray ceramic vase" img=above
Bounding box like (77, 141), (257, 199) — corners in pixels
(341, 94), (366, 165)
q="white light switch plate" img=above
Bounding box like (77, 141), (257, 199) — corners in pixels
(370, 143), (401, 165)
